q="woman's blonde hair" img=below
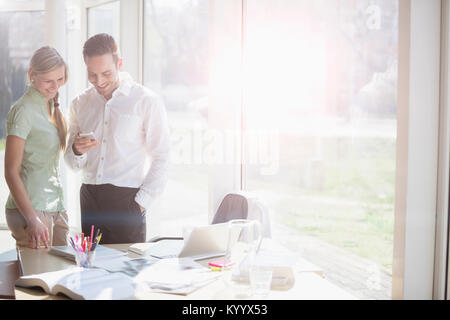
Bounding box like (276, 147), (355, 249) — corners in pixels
(29, 46), (68, 151)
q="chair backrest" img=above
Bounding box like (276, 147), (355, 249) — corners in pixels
(211, 192), (271, 238)
(211, 193), (248, 224)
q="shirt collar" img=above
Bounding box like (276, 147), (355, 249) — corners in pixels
(112, 72), (133, 98)
(26, 86), (53, 114)
(26, 86), (47, 103)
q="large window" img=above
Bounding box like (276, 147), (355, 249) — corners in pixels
(143, 0), (210, 238)
(0, 10), (45, 226)
(65, 0), (121, 231)
(87, 1), (120, 42)
(0, 0), (439, 299)
(242, 0), (398, 299)
(142, 0), (399, 298)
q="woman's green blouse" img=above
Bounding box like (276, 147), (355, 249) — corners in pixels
(5, 86), (64, 212)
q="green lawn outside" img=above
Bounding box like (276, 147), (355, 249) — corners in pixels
(169, 129), (397, 270)
(247, 135), (396, 270)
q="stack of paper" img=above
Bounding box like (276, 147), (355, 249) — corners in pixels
(49, 245), (127, 262)
(128, 240), (184, 259)
(134, 258), (220, 295)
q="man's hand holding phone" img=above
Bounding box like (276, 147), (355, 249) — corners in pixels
(73, 132), (100, 155)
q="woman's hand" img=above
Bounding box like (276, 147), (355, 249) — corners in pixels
(25, 215), (49, 249)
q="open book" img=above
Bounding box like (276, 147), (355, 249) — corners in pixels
(15, 267), (136, 300)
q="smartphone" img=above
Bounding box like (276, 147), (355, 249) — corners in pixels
(79, 132), (96, 141)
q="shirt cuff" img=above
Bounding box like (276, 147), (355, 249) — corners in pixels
(134, 189), (154, 211)
(68, 144), (87, 169)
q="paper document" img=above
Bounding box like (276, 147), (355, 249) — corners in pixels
(134, 258), (220, 295)
(93, 255), (159, 277)
(129, 240), (184, 259)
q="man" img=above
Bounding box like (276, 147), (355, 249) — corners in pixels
(64, 33), (170, 244)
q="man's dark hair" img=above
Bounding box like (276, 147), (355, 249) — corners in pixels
(83, 33), (120, 63)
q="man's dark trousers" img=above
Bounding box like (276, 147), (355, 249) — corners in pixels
(80, 183), (146, 244)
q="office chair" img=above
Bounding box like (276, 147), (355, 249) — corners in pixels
(211, 193), (249, 224)
(210, 192), (272, 237)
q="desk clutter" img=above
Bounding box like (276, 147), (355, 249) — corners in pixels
(14, 241), (306, 300)
(15, 252), (219, 299)
(14, 224), (313, 300)
(16, 226), (223, 299)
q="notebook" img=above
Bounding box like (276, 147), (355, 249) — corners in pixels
(15, 267), (136, 300)
(49, 245), (127, 262)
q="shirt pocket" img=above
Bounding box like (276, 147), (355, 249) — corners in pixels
(116, 115), (142, 142)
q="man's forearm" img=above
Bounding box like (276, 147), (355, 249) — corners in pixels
(64, 139), (87, 171)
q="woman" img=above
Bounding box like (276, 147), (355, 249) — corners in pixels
(4, 46), (69, 249)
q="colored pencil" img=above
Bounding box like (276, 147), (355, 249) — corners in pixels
(90, 225), (94, 250)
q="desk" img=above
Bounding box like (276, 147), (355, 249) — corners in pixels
(15, 243), (356, 300)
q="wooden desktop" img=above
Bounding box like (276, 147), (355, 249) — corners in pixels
(14, 242), (355, 300)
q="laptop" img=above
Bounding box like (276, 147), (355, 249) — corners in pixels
(144, 223), (232, 260)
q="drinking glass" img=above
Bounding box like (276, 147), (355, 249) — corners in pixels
(221, 219), (262, 299)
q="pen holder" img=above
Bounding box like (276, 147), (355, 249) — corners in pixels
(74, 250), (96, 268)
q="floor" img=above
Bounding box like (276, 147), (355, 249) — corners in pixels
(271, 223), (391, 300)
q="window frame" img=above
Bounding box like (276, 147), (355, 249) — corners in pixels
(85, 0), (119, 9)
(228, 0), (445, 300)
(86, 0), (121, 45)
(0, 1), (44, 12)
(436, 0), (450, 300)
(392, 0), (442, 300)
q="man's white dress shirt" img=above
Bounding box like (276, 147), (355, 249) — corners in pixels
(64, 72), (171, 210)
